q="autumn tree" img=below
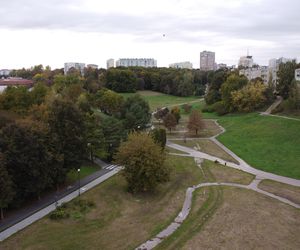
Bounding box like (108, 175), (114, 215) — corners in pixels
(163, 113), (177, 132)
(231, 81), (267, 112)
(171, 106), (181, 124)
(114, 132), (170, 193)
(182, 104), (192, 113)
(187, 110), (204, 135)
(153, 107), (169, 123)
(220, 74), (248, 112)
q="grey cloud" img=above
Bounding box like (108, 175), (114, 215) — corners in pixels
(0, 0), (299, 64)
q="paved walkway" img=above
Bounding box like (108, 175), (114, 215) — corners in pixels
(137, 119), (300, 249)
(0, 162), (121, 242)
(260, 96), (300, 121)
(136, 176), (300, 250)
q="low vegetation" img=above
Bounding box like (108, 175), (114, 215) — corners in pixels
(1, 155), (203, 249)
(258, 179), (300, 204)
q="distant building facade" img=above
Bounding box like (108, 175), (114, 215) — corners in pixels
(64, 62), (85, 75)
(0, 77), (34, 93)
(116, 58), (157, 68)
(0, 69), (11, 77)
(106, 59), (115, 69)
(87, 64), (98, 69)
(169, 61), (193, 69)
(295, 69), (300, 81)
(238, 56), (253, 68)
(217, 63), (227, 70)
(200, 51), (215, 71)
(239, 66), (269, 84)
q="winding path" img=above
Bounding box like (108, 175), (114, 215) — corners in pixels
(136, 120), (300, 250)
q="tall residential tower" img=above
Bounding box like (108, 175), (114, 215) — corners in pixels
(200, 51), (215, 71)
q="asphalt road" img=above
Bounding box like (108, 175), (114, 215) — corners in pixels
(0, 158), (116, 233)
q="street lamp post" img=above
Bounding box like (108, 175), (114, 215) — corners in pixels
(77, 168), (81, 197)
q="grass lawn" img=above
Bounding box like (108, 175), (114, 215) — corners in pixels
(202, 160), (254, 185)
(258, 179), (300, 204)
(156, 161), (253, 249)
(169, 139), (239, 164)
(120, 90), (201, 111)
(66, 162), (101, 183)
(217, 113), (300, 179)
(181, 187), (300, 250)
(2, 155), (204, 250)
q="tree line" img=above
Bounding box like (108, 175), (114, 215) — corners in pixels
(0, 68), (153, 219)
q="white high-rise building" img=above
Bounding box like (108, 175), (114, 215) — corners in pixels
(238, 56), (253, 68)
(64, 62), (85, 75)
(200, 51), (215, 71)
(116, 58), (157, 68)
(169, 61), (193, 69)
(106, 59), (115, 69)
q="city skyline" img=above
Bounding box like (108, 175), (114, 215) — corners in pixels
(0, 0), (299, 69)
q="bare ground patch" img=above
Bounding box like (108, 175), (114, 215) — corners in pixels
(182, 187), (300, 250)
(258, 179), (300, 205)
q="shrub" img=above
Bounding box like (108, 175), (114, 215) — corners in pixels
(212, 101), (228, 115)
(182, 104), (192, 113)
(49, 207), (70, 220)
(202, 105), (214, 113)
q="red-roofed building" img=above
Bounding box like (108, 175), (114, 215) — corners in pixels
(0, 77), (34, 92)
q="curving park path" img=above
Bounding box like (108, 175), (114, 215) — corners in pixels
(136, 120), (300, 250)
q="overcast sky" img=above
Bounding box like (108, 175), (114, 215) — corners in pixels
(0, 0), (299, 69)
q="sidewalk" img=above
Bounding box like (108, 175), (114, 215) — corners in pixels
(0, 159), (120, 241)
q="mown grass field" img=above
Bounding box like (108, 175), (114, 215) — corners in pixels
(217, 113), (300, 179)
(120, 90), (202, 111)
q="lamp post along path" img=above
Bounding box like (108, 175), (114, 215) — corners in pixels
(78, 168), (81, 197)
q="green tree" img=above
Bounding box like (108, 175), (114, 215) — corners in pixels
(95, 89), (124, 115)
(187, 110), (204, 135)
(220, 74), (248, 112)
(177, 71), (194, 96)
(0, 86), (32, 114)
(84, 113), (105, 162)
(30, 83), (49, 105)
(114, 132), (170, 193)
(277, 60), (299, 99)
(121, 94), (151, 130)
(150, 128), (167, 149)
(48, 98), (85, 172)
(163, 113), (177, 132)
(101, 116), (127, 161)
(1, 120), (61, 203)
(105, 69), (137, 93)
(0, 154), (15, 219)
